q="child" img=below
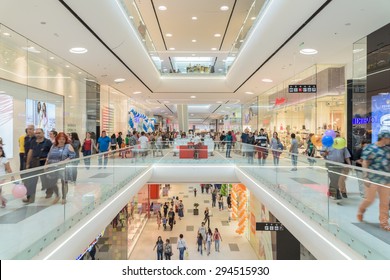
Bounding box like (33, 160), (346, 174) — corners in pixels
(193, 187), (197, 197)
(162, 216), (167, 230)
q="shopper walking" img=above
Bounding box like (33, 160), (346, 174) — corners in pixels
(198, 222), (207, 250)
(213, 228), (222, 252)
(45, 132), (76, 204)
(255, 128), (269, 165)
(81, 132), (96, 170)
(153, 236), (164, 260)
(164, 239), (172, 260)
(203, 207), (211, 229)
(206, 228), (213, 256)
(225, 131), (233, 158)
(97, 131), (110, 169)
(320, 131), (352, 199)
(289, 133), (299, 171)
(177, 234), (187, 260)
(246, 132), (255, 164)
(357, 131), (390, 231)
(270, 132), (283, 166)
(196, 233), (203, 255)
(305, 133), (316, 167)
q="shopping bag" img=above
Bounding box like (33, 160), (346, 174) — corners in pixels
(185, 251), (189, 259)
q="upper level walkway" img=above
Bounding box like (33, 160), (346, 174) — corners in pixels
(0, 143), (388, 260)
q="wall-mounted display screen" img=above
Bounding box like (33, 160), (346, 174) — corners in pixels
(26, 99), (56, 138)
(371, 93), (390, 142)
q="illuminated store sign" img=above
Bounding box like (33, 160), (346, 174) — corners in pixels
(288, 85), (317, 93)
(352, 117), (376, 125)
(256, 222), (284, 231)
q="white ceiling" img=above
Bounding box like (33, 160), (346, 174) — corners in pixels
(0, 0), (390, 123)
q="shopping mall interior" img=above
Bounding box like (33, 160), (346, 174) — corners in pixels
(0, 0), (389, 260)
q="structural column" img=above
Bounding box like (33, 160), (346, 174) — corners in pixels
(177, 104), (188, 132)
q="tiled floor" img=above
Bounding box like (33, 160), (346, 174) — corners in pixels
(128, 183), (259, 260)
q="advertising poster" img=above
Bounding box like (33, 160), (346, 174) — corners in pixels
(0, 94), (13, 158)
(26, 99), (56, 138)
(371, 93), (390, 142)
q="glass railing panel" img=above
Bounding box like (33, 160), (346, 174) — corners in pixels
(0, 147), (151, 259)
(231, 142), (390, 259)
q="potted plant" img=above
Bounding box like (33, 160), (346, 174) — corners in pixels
(193, 203), (199, 215)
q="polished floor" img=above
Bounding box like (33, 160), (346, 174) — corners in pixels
(128, 183), (259, 260)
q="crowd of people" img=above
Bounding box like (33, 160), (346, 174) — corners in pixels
(152, 184), (227, 260)
(0, 125), (389, 232)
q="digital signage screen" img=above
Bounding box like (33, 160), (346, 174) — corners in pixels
(371, 93), (390, 142)
(26, 99), (56, 138)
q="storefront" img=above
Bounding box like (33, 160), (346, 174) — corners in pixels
(350, 23), (390, 157)
(255, 64), (346, 150)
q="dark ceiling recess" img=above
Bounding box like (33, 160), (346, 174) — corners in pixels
(233, 0), (333, 93)
(59, 0), (154, 93)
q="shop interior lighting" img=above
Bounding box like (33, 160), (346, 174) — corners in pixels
(69, 47), (88, 54)
(300, 48), (318, 55)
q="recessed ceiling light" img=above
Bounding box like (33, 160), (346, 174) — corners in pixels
(78, 72), (82, 74)
(245, 91), (254, 95)
(239, 40), (244, 43)
(353, 48), (364, 54)
(68, 95), (73, 98)
(69, 47), (88, 54)
(251, 16), (256, 20)
(133, 91), (141, 94)
(169, 47), (175, 50)
(220, 5), (229, 11)
(192, 16), (198, 20)
(49, 56), (55, 60)
(262, 78), (273, 83)
(192, 54), (196, 56)
(300, 48), (318, 55)
(2, 32), (11, 36)
(114, 78), (126, 83)
(190, 96), (196, 98)
(216, 101), (223, 104)
(166, 33), (172, 37)
(65, 65), (70, 68)
(22, 46), (40, 53)
(214, 33), (221, 37)
(192, 39), (197, 42)
(211, 48), (217, 51)
(158, 5), (167, 11)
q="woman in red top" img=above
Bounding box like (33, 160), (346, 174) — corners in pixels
(82, 132), (96, 170)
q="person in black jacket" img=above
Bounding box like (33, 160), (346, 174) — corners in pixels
(167, 208), (175, 230)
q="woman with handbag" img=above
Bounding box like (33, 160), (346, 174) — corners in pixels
(45, 132), (75, 204)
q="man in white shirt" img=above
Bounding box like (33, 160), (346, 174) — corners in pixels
(137, 132), (149, 158)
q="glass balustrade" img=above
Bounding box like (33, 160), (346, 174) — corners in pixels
(0, 141), (388, 259)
